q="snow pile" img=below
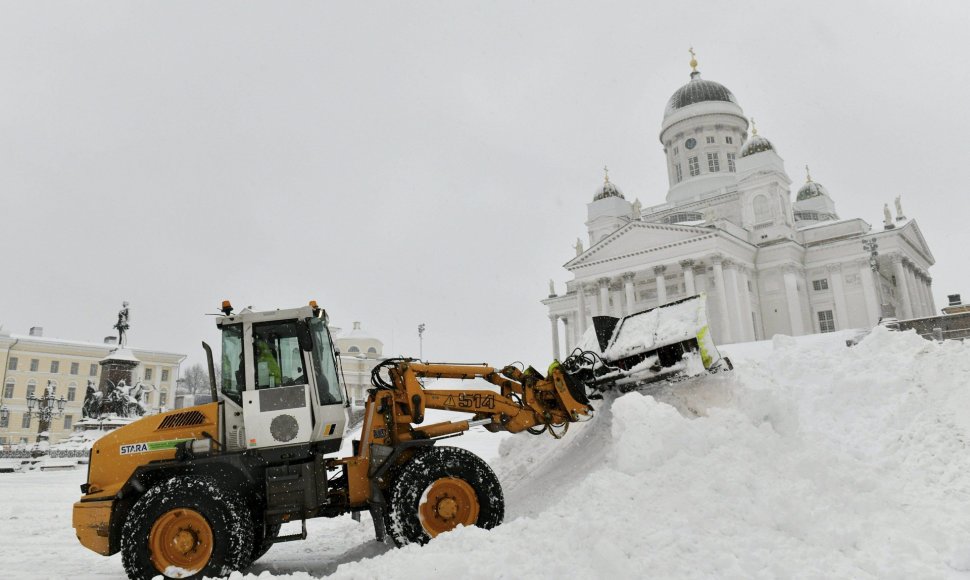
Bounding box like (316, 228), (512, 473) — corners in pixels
(297, 327), (970, 579)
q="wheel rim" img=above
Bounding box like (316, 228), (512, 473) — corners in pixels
(149, 508), (213, 575)
(418, 477), (480, 537)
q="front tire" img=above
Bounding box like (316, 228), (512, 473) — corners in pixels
(384, 446), (504, 546)
(121, 476), (254, 580)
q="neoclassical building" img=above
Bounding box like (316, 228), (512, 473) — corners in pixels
(0, 327), (185, 447)
(543, 55), (936, 357)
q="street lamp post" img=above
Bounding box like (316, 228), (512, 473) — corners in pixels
(418, 323), (426, 360)
(25, 380), (66, 443)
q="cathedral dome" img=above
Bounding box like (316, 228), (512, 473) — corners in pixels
(740, 119), (774, 158)
(593, 169), (624, 201)
(796, 167), (830, 201)
(796, 180), (829, 201)
(664, 72), (739, 118)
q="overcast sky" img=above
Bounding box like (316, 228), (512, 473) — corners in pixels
(2, 1), (969, 370)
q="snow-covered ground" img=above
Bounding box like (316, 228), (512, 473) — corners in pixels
(2, 327), (969, 579)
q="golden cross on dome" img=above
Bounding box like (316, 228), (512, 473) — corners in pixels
(689, 47), (698, 72)
(603, 165), (611, 183)
(805, 165), (813, 183)
(750, 117), (758, 136)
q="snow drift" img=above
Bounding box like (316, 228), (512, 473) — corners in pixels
(292, 326), (970, 579)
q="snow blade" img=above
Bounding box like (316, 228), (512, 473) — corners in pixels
(563, 294), (730, 392)
(592, 316), (620, 352)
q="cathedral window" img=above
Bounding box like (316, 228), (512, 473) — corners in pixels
(727, 152), (736, 172)
(725, 136), (734, 144)
(753, 195), (772, 223)
(812, 279), (829, 292)
(706, 136), (716, 144)
(675, 163), (683, 183)
(688, 156), (700, 176)
(707, 152), (720, 173)
(817, 310), (835, 333)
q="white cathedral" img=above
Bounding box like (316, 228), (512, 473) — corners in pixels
(542, 54), (937, 358)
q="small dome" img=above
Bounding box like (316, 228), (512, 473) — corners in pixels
(593, 167), (625, 201)
(740, 134), (774, 158)
(796, 181), (829, 202)
(664, 72), (739, 118)
(593, 180), (624, 201)
(796, 167), (829, 201)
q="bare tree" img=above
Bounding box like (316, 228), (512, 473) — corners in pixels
(178, 363), (218, 396)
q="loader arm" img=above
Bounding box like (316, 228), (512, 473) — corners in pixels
(332, 359), (593, 507)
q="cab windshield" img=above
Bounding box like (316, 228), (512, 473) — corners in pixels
(309, 317), (343, 405)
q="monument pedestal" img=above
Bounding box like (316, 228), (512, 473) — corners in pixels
(98, 348), (140, 394)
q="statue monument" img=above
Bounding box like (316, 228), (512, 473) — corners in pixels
(883, 203), (894, 229)
(895, 195), (906, 221)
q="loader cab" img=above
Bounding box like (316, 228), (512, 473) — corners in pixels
(217, 305), (347, 454)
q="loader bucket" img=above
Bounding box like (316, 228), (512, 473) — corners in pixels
(567, 294), (729, 391)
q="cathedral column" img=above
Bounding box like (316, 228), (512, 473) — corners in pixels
(782, 264), (805, 336)
(916, 272), (930, 317)
(722, 260), (744, 341)
(611, 279), (625, 316)
(549, 315), (560, 360)
(904, 260), (923, 317)
(654, 265), (668, 306)
(738, 265), (755, 341)
(891, 254), (913, 319)
(925, 273), (936, 313)
(576, 282), (588, 335)
(561, 317), (571, 354)
(598, 278), (611, 317)
(917, 269), (931, 317)
(710, 255), (732, 343)
(827, 263), (850, 330)
(857, 259), (880, 326)
(623, 272), (637, 315)
(680, 260), (696, 296)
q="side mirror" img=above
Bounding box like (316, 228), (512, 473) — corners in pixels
(297, 320), (314, 352)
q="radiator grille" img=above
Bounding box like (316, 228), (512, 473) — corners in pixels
(156, 410), (207, 430)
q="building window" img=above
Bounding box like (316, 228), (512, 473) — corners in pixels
(727, 152), (736, 172)
(688, 156), (700, 177)
(348, 346), (360, 353)
(753, 195), (772, 223)
(706, 136), (715, 144)
(7, 357), (17, 371)
(67, 386), (77, 401)
(50, 361), (59, 374)
(159, 391), (167, 407)
(64, 415), (73, 430)
(707, 152), (720, 173)
(144, 368), (153, 381)
(30, 359), (39, 372)
(812, 279), (829, 292)
(0, 413), (7, 428)
(26, 381), (36, 399)
(70, 362), (79, 375)
(89, 363), (97, 376)
(3, 380), (13, 399)
(662, 211), (703, 224)
(21, 413), (31, 428)
(367, 347), (378, 354)
(675, 163), (683, 183)
(725, 136), (734, 144)
(818, 310), (835, 333)
(161, 369), (169, 382)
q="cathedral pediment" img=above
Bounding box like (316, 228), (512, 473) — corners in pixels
(565, 221), (715, 270)
(899, 220), (935, 264)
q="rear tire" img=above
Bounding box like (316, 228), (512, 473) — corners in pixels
(384, 446), (504, 546)
(121, 476), (253, 580)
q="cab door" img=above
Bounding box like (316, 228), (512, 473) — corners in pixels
(242, 320), (314, 449)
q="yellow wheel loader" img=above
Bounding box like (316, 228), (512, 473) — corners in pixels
(72, 297), (729, 579)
